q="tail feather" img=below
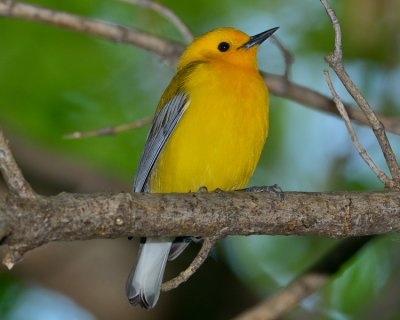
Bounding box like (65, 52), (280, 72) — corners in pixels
(126, 237), (173, 309)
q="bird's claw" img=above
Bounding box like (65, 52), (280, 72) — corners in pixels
(197, 186), (208, 193)
(191, 236), (202, 243)
(241, 184), (284, 200)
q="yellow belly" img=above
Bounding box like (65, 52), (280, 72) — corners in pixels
(149, 63), (269, 193)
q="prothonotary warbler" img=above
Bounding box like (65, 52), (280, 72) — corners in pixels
(126, 26), (278, 309)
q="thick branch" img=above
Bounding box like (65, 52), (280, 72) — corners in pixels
(1, 190), (400, 266)
(1, 0), (400, 135)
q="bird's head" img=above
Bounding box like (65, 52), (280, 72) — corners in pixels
(177, 27), (278, 70)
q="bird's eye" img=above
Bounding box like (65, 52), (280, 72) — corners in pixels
(218, 42), (230, 52)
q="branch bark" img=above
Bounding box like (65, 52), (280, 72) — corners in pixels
(0, 131), (36, 199)
(1, 189), (400, 267)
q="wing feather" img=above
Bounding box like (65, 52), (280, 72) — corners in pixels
(133, 61), (203, 192)
(133, 93), (190, 192)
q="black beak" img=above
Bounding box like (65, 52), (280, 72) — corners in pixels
(239, 27), (279, 49)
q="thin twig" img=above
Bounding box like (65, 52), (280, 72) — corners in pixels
(117, 0), (193, 43)
(232, 274), (328, 320)
(270, 35), (294, 81)
(324, 70), (393, 188)
(320, 0), (400, 187)
(0, 130), (36, 199)
(64, 116), (153, 139)
(67, 76), (400, 139)
(161, 236), (218, 291)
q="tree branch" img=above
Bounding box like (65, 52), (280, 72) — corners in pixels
(324, 70), (393, 188)
(0, 130), (396, 270)
(161, 235), (220, 291)
(231, 235), (373, 320)
(263, 73), (400, 135)
(270, 35), (294, 81)
(117, 0), (193, 43)
(63, 117), (153, 139)
(0, 0), (183, 63)
(321, 0), (400, 186)
(1, 0), (400, 136)
(232, 274), (328, 320)
(0, 130), (36, 199)
(1, 189), (400, 267)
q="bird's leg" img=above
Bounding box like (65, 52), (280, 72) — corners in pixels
(242, 184), (282, 193)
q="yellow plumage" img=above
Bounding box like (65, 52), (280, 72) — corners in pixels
(149, 27), (269, 193)
(126, 26), (277, 309)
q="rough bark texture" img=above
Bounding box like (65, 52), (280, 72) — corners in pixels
(1, 190), (399, 253)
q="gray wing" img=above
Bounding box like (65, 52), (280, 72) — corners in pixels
(133, 93), (190, 192)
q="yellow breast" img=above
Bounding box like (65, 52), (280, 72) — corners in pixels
(149, 61), (269, 193)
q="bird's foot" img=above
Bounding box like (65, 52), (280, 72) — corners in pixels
(191, 236), (202, 243)
(241, 184), (284, 200)
(197, 186), (208, 193)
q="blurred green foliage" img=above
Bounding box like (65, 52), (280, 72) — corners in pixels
(0, 275), (23, 318)
(1, 0), (400, 319)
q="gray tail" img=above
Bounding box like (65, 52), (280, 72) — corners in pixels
(126, 237), (172, 309)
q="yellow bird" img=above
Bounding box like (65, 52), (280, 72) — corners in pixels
(126, 26), (278, 308)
